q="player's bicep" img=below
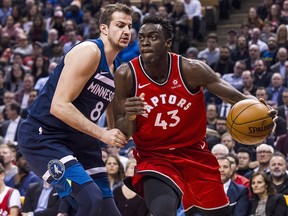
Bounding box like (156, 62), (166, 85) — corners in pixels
(53, 43), (100, 105)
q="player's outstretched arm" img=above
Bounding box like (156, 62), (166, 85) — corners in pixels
(114, 64), (146, 137)
(181, 58), (256, 105)
(50, 41), (127, 147)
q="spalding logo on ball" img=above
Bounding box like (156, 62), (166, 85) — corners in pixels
(226, 99), (274, 145)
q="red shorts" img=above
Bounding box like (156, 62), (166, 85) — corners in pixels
(130, 141), (229, 212)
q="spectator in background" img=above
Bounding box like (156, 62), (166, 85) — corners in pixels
(6, 151), (40, 196)
(105, 155), (125, 191)
(1, 102), (24, 145)
(245, 44), (261, 72)
(28, 15), (48, 43)
(211, 143), (229, 159)
(168, 1), (189, 54)
(4, 63), (25, 92)
(281, 0), (288, 24)
(206, 103), (218, 130)
(231, 35), (250, 62)
(270, 47), (288, 78)
(13, 34), (33, 57)
(0, 91), (15, 115)
(241, 70), (258, 96)
(276, 88), (288, 124)
(222, 60), (246, 91)
(34, 61), (57, 91)
(77, 10), (92, 38)
(21, 3), (39, 34)
(22, 180), (60, 216)
(275, 24), (288, 49)
(265, 4), (283, 33)
(65, 0), (84, 25)
(185, 47), (198, 59)
(249, 171), (287, 216)
(269, 152), (288, 195)
(31, 55), (49, 83)
(0, 163), (21, 216)
(43, 29), (59, 59)
(113, 158), (149, 216)
(0, 0), (13, 26)
(237, 148), (254, 179)
(15, 73), (35, 110)
(20, 89), (38, 118)
(261, 36), (277, 69)
(49, 40), (63, 64)
(218, 157), (249, 216)
(0, 71), (7, 106)
(257, 0), (273, 21)
(0, 144), (18, 184)
(63, 30), (81, 54)
(198, 33), (220, 66)
(207, 117), (228, 150)
(182, 0), (203, 42)
(83, 18), (100, 40)
(260, 21), (276, 43)
(210, 45), (235, 76)
(2, 15), (24, 46)
(226, 29), (238, 52)
(59, 19), (82, 45)
(249, 28), (268, 53)
(247, 7), (264, 31)
(266, 73), (287, 106)
(253, 59), (273, 87)
(221, 133), (236, 153)
(254, 144), (274, 173)
(46, 11), (65, 37)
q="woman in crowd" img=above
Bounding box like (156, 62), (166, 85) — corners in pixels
(105, 155), (125, 191)
(248, 171), (287, 216)
(113, 159), (149, 216)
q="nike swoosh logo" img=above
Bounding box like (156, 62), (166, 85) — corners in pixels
(138, 83), (151, 89)
(200, 142), (205, 149)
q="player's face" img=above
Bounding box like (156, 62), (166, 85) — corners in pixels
(107, 11), (132, 50)
(251, 175), (267, 196)
(138, 24), (170, 63)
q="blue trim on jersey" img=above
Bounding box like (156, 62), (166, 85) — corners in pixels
(94, 177), (113, 198)
(50, 163), (93, 198)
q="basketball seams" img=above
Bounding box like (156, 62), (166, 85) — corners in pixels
(226, 100), (272, 145)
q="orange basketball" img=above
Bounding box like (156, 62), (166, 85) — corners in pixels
(226, 99), (274, 145)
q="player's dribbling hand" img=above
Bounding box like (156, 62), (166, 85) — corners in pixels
(125, 93), (146, 121)
(259, 98), (278, 136)
(100, 128), (128, 147)
(258, 98), (277, 121)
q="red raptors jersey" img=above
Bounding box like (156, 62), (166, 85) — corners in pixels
(130, 52), (206, 150)
(0, 188), (14, 216)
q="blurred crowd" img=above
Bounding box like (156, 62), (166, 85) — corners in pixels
(0, 0), (288, 215)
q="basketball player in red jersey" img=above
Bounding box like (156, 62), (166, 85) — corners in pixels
(113, 16), (274, 216)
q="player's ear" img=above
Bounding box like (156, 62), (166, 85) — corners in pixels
(166, 39), (172, 49)
(100, 24), (108, 35)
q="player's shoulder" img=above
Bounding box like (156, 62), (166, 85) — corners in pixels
(181, 57), (207, 71)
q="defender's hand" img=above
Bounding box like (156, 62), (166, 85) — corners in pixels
(100, 128), (128, 147)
